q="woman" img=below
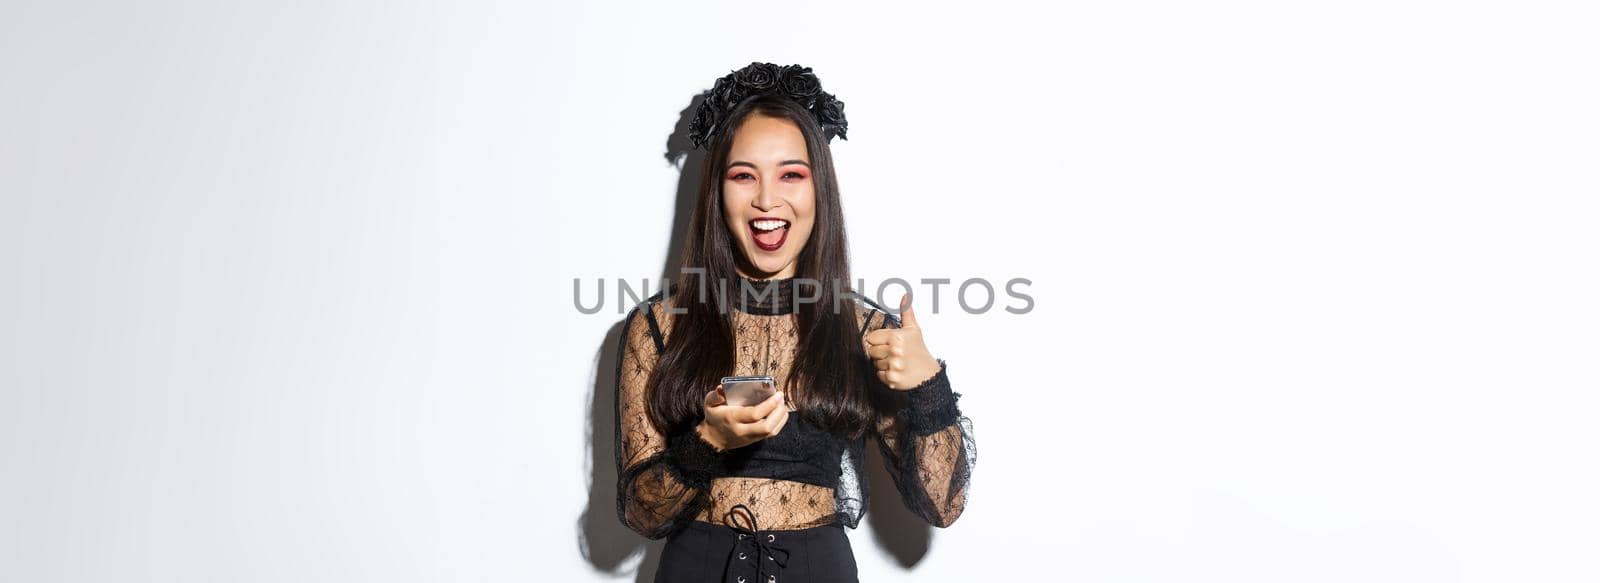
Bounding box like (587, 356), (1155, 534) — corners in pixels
(615, 62), (976, 583)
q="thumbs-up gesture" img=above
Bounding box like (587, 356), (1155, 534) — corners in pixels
(864, 293), (942, 390)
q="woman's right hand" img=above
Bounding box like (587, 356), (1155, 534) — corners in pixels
(697, 384), (791, 451)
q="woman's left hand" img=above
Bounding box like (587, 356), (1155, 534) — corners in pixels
(864, 293), (942, 390)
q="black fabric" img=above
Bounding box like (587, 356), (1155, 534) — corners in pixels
(664, 427), (730, 490)
(615, 288), (976, 538)
(655, 517), (859, 583)
(733, 276), (798, 315)
(720, 415), (847, 489)
(902, 362), (962, 436)
(665, 414), (849, 492)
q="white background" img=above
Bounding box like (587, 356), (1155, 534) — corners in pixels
(3, 1), (1597, 581)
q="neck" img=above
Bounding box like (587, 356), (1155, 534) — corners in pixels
(736, 264), (797, 281)
(733, 273), (797, 315)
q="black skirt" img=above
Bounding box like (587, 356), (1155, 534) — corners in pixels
(655, 509), (859, 583)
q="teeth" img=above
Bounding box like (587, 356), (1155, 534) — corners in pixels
(751, 219), (789, 231)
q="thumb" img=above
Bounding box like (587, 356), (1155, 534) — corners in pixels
(898, 292), (920, 329)
(705, 385), (727, 407)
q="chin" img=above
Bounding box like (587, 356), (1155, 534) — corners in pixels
(749, 259), (793, 277)
(737, 246), (793, 276)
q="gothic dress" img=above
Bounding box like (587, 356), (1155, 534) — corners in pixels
(614, 277), (976, 583)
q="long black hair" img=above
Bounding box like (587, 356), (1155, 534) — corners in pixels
(648, 94), (875, 440)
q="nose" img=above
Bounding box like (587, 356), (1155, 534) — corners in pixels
(752, 180), (782, 212)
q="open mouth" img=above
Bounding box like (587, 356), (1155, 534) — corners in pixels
(748, 218), (790, 252)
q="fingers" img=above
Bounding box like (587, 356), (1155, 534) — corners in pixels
(763, 403), (791, 435)
(868, 340), (906, 376)
(864, 328), (893, 346)
(752, 390), (783, 418)
(705, 386), (795, 447)
(867, 344), (901, 360)
(724, 391), (789, 441)
(731, 391), (784, 424)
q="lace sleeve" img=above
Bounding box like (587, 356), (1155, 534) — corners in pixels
(863, 305), (977, 528)
(614, 301), (725, 539)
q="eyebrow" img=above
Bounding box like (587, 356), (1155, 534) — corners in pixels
(726, 160), (812, 171)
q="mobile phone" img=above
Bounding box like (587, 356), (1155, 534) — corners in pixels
(719, 375), (777, 407)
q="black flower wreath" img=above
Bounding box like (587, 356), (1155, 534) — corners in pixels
(687, 62), (848, 150)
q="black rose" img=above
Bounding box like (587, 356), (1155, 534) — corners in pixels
(712, 77), (746, 110)
(689, 98), (720, 147)
(688, 63), (846, 150)
(816, 96), (847, 137)
(778, 65), (821, 98)
(733, 62), (779, 91)
(792, 93), (820, 110)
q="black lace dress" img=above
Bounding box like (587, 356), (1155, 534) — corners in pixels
(614, 277), (976, 582)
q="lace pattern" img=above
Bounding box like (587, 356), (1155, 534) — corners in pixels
(614, 281), (976, 537)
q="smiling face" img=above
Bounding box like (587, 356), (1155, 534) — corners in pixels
(720, 113), (817, 280)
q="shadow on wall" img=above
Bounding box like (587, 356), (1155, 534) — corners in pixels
(575, 91), (934, 582)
